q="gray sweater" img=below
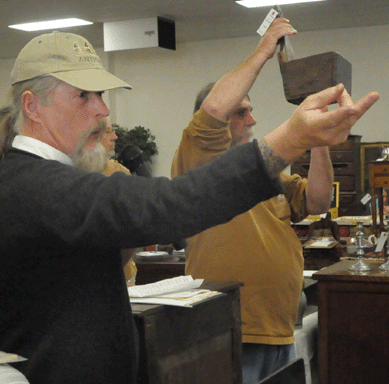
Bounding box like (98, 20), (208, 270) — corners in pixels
(0, 141), (283, 384)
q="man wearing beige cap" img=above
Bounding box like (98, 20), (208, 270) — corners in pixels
(0, 31), (379, 384)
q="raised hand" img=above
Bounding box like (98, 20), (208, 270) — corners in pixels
(256, 17), (297, 60)
(264, 84), (380, 163)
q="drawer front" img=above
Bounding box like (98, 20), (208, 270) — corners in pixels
(293, 151), (311, 163)
(370, 163), (389, 176)
(292, 162), (355, 176)
(330, 150), (355, 162)
(334, 176), (355, 191)
(329, 135), (361, 150)
(291, 163), (308, 176)
(372, 177), (389, 188)
(339, 193), (357, 205)
(332, 162), (355, 175)
(338, 204), (358, 216)
(293, 150), (355, 163)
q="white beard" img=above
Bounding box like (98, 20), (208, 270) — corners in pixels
(106, 149), (115, 158)
(233, 127), (255, 147)
(70, 142), (109, 173)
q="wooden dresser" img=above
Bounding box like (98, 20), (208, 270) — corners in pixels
(291, 135), (362, 216)
(312, 261), (389, 384)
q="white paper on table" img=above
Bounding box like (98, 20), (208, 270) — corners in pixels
(303, 270), (316, 278)
(128, 275), (204, 298)
(307, 238), (336, 248)
(130, 289), (223, 308)
(0, 351), (27, 364)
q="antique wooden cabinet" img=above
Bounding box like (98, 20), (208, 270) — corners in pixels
(132, 281), (243, 384)
(291, 135), (362, 216)
(313, 261), (389, 384)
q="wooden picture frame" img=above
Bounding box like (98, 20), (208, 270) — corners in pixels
(360, 142), (389, 194)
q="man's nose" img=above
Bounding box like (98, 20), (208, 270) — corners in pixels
(247, 113), (256, 127)
(91, 93), (110, 118)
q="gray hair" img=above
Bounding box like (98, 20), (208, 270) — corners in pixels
(193, 81), (251, 115)
(0, 76), (60, 157)
(193, 82), (216, 114)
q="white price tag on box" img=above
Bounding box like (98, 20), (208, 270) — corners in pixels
(257, 8), (279, 36)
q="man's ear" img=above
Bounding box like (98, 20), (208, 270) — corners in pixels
(21, 90), (42, 123)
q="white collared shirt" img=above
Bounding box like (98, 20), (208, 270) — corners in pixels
(12, 135), (74, 166)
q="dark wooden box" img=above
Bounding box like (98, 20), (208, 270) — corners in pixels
(278, 51), (352, 105)
(133, 281), (244, 384)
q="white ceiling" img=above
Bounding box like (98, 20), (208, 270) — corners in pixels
(1, 0), (388, 60)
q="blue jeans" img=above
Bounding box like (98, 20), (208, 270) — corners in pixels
(242, 343), (296, 384)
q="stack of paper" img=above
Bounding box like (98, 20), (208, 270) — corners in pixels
(0, 351), (27, 364)
(128, 276), (223, 307)
(304, 237), (337, 249)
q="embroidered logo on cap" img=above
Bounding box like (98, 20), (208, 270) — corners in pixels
(73, 41), (99, 63)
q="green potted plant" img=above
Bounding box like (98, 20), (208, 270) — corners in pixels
(112, 124), (158, 165)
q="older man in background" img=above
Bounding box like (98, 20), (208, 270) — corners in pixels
(100, 118), (138, 285)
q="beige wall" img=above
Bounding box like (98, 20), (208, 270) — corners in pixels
(1, 24), (388, 177)
(0, 58), (15, 106)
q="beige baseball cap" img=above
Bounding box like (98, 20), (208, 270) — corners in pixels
(11, 31), (132, 91)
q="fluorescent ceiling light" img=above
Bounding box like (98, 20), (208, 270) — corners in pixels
(9, 18), (93, 32)
(236, 0), (326, 8)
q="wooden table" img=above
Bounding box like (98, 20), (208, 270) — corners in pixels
(312, 260), (389, 384)
(132, 281), (243, 384)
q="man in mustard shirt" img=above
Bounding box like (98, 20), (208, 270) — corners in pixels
(171, 18), (334, 383)
(101, 118), (138, 285)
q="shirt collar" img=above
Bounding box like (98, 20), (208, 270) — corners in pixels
(12, 135), (74, 166)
